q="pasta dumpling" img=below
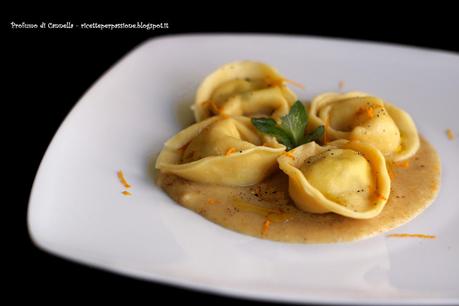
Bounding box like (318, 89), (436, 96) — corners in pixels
(309, 92), (419, 161)
(156, 115), (286, 186)
(193, 61), (297, 122)
(278, 140), (391, 219)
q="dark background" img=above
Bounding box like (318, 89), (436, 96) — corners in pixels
(7, 9), (458, 305)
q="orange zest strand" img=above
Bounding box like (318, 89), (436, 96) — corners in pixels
(207, 198), (219, 205)
(356, 106), (374, 119)
(262, 219), (271, 235)
(375, 193), (387, 201)
(446, 128), (455, 140)
(219, 113), (230, 119)
(284, 78), (305, 89)
(117, 170), (131, 188)
(387, 233), (436, 239)
(366, 107), (374, 118)
(387, 165), (396, 180)
(225, 147), (237, 156)
(283, 151), (296, 160)
(121, 190), (132, 196)
(394, 160), (410, 169)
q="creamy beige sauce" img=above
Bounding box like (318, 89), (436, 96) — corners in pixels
(156, 137), (440, 243)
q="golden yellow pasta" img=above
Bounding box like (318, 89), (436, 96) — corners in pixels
(308, 92), (419, 161)
(155, 61), (441, 243)
(156, 115), (286, 186)
(277, 140), (391, 219)
(193, 61), (297, 122)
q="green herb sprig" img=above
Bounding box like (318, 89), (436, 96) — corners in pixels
(251, 101), (324, 150)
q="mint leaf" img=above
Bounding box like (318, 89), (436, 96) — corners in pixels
(251, 118), (293, 150)
(280, 101), (308, 146)
(302, 125), (324, 144)
(252, 101), (322, 150)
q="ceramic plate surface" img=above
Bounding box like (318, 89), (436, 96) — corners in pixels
(28, 34), (459, 305)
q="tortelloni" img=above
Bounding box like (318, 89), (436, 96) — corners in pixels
(278, 140), (391, 219)
(156, 115), (286, 186)
(193, 61), (297, 122)
(308, 92), (420, 161)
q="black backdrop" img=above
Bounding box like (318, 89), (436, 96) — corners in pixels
(7, 8), (458, 305)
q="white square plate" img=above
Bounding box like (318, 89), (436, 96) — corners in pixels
(28, 34), (459, 305)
